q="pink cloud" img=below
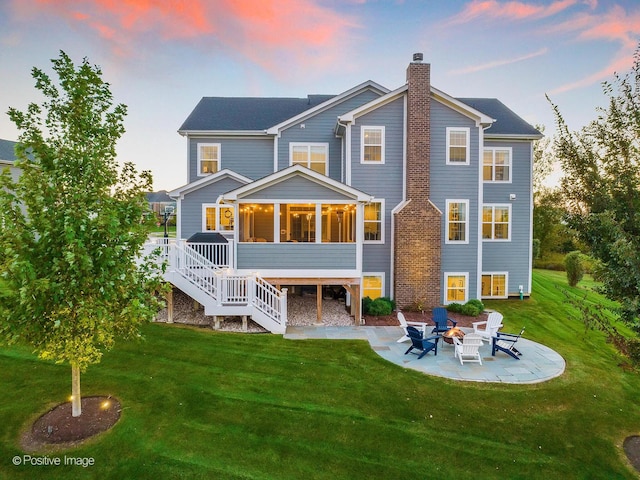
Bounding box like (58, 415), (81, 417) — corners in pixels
(10, 0), (358, 75)
(447, 0), (578, 25)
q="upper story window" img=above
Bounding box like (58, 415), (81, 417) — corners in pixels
(482, 204), (511, 241)
(364, 200), (384, 243)
(446, 199), (469, 244)
(290, 143), (328, 175)
(483, 148), (512, 182)
(446, 127), (470, 165)
(361, 126), (385, 164)
(198, 143), (220, 176)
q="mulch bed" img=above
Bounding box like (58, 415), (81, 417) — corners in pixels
(624, 436), (640, 473)
(21, 396), (121, 452)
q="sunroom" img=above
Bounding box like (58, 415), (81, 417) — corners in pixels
(219, 165), (374, 278)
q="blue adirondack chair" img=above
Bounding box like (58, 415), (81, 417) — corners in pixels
(431, 307), (457, 334)
(492, 327), (525, 360)
(404, 326), (440, 359)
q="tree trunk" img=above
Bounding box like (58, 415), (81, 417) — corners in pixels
(71, 364), (81, 417)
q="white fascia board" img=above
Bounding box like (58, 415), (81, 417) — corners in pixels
(220, 164), (374, 202)
(168, 169), (252, 199)
(177, 130), (273, 137)
(265, 81), (390, 135)
(431, 86), (495, 127)
(484, 133), (544, 141)
(339, 85), (408, 123)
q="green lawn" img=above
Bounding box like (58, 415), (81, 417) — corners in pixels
(1, 270), (639, 479)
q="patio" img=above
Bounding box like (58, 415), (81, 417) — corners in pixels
(284, 325), (565, 384)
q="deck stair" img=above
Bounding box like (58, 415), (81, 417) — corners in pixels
(142, 238), (287, 334)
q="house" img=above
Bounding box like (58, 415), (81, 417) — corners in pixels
(0, 139), (20, 182)
(146, 190), (177, 217)
(162, 54), (542, 333)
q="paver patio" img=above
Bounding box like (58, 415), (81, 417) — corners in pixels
(284, 325), (565, 384)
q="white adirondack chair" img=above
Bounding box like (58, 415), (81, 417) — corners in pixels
(397, 311), (430, 343)
(453, 333), (483, 365)
(472, 312), (503, 343)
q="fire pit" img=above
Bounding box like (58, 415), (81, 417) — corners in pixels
(442, 327), (465, 344)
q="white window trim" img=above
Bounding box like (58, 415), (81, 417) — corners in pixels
(362, 272), (385, 300)
(481, 272), (509, 299)
(197, 143), (221, 177)
(360, 126), (385, 164)
(445, 199), (469, 245)
(289, 142), (329, 175)
(363, 199), (385, 244)
(444, 272), (469, 304)
(483, 147), (512, 183)
(446, 127), (470, 165)
(483, 204), (512, 242)
(202, 203), (218, 231)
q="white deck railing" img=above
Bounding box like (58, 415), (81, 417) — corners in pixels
(141, 237), (286, 332)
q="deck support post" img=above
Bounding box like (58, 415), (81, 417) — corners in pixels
(166, 287), (174, 324)
(316, 284), (323, 324)
(242, 316), (248, 332)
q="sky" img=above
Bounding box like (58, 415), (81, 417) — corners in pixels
(1, 0), (639, 191)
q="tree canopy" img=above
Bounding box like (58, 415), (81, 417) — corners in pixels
(549, 46), (640, 329)
(0, 51), (165, 415)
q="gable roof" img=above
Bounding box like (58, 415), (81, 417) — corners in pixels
(178, 95), (336, 134)
(456, 98), (542, 138)
(0, 139), (18, 162)
(169, 169), (252, 198)
(220, 165), (373, 202)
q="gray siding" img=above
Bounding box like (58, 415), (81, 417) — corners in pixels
(430, 99), (481, 301)
(237, 243), (357, 270)
(482, 140), (533, 295)
(241, 176), (356, 201)
(277, 89), (383, 180)
(350, 97), (405, 297)
(188, 137), (273, 183)
(180, 177), (247, 239)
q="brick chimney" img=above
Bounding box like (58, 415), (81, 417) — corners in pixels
(393, 54), (442, 309)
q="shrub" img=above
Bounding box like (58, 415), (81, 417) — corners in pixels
(460, 303), (481, 317)
(466, 299), (485, 312)
(379, 296), (396, 311)
(564, 250), (585, 287)
(362, 296), (373, 314)
(363, 297), (393, 316)
(447, 302), (463, 313)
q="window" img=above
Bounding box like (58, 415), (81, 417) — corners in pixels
(363, 274), (384, 300)
(290, 143), (328, 175)
(320, 204), (356, 243)
(446, 200), (468, 244)
(446, 127), (470, 164)
(364, 200), (384, 243)
(483, 148), (512, 182)
(202, 205), (235, 231)
(238, 204), (274, 242)
(445, 272), (468, 304)
(482, 204), (511, 240)
(361, 126), (385, 163)
(482, 273), (508, 299)
(198, 143), (220, 176)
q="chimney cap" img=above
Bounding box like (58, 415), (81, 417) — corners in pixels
(412, 53), (423, 62)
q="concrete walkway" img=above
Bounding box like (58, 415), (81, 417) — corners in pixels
(284, 325), (565, 384)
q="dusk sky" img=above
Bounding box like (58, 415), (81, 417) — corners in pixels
(1, 0), (639, 191)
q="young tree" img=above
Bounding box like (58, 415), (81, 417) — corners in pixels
(549, 46), (640, 329)
(0, 52), (165, 416)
